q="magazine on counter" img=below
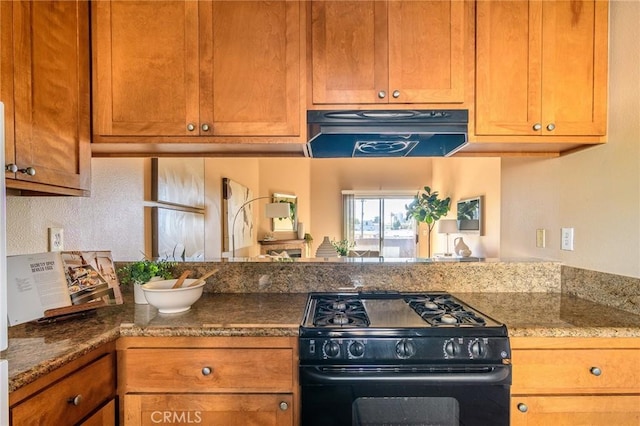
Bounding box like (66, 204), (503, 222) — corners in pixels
(7, 251), (123, 326)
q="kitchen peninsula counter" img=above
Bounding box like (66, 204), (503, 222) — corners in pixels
(4, 292), (640, 393)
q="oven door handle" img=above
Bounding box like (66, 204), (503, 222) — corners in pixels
(301, 365), (511, 385)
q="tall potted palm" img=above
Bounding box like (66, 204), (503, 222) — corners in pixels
(405, 186), (451, 258)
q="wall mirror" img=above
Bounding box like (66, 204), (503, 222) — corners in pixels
(457, 196), (483, 235)
(272, 193), (297, 232)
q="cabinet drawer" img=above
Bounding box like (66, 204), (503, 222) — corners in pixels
(124, 393), (293, 426)
(512, 349), (640, 394)
(122, 348), (294, 393)
(511, 395), (640, 426)
(11, 353), (116, 425)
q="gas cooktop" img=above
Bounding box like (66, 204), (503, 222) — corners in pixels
(301, 291), (505, 334)
(299, 291), (511, 364)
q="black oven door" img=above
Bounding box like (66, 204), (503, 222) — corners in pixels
(300, 365), (511, 426)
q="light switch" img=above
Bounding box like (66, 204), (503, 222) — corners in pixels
(536, 229), (546, 248)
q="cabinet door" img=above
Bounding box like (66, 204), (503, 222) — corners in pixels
(540, 0), (607, 136)
(11, 353), (116, 426)
(11, 0), (90, 191)
(80, 399), (116, 426)
(200, 1), (301, 136)
(311, 1), (388, 104)
(388, 0), (464, 103)
(93, 1), (199, 137)
(511, 395), (640, 426)
(125, 394), (293, 426)
(476, 0), (608, 137)
(476, 0), (542, 135)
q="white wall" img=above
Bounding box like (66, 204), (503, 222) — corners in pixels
(501, 0), (640, 278)
(6, 158), (147, 260)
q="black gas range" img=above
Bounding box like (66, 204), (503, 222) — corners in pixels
(299, 291), (512, 426)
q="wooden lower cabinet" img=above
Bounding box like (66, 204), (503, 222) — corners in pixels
(511, 395), (640, 426)
(510, 337), (640, 426)
(9, 343), (116, 426)
(125, 394), (293, 426)
(117, 336), (299, 426)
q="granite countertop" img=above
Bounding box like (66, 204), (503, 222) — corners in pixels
(4, 292), (640, 393)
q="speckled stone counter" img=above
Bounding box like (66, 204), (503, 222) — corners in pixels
(4, 290), (640, 394)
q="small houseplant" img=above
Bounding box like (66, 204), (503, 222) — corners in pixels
(405, 186), (451, 258)
(331, 238), (355, 257)
(118, 259), (176, 304)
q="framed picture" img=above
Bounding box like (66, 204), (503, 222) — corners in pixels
(222, 178), (253, 253)
(151, 158), (205, 209)
(152, 207), (205, 261)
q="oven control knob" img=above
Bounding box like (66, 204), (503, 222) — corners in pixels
(444, 340), (459, 357)
(469, 340), (485, 358)
(323, 341), (341, 358)
(348, 341), (365, 358)
(395, 339), (416, 359)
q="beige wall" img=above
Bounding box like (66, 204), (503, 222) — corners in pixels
(433, 157), (501, 258)
(501, 0), (640, 278)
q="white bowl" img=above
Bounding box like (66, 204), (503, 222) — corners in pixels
(141, 279), (205, 313)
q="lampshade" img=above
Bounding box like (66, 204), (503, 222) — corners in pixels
(438, 219), (458, 234)
(265, 202), (290, 219)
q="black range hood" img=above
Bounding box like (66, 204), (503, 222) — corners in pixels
(305, 110), (468, 158)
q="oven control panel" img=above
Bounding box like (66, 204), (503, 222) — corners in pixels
(300, 337), (511, 363)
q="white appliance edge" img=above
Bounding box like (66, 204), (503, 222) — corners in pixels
(1, 101), (9, 426)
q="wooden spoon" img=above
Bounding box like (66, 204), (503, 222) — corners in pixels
(187, 269), (219, 287)
(172, 270), (192, 289)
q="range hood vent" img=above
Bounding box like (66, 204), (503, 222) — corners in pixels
(306, 110), (468, 158)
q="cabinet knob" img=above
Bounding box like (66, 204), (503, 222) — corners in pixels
(392, 90), (400, 98)
(201, 123), (210, 132)
(201, 366), (213, 376)
(279, 401), (289, 411)
(67, 394), (83, 406)
(532, 123), (542, 131)
(517, 403), (528, 413)
(19, 166), (36, 176)
(590, 366), (602, 376)
(5, 163), (18, 173)
(546, 123), (556, 131)
(187, 123), (196, 131)
(378, 91), (386, 99)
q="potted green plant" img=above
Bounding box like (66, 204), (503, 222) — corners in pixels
(118, 259), (176, 304)
(303, 233), (313, 257)
(331, 238), (355, 257)
(405, 186), (451, 258)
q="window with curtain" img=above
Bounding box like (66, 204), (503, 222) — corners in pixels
(342, 191), (417, 258)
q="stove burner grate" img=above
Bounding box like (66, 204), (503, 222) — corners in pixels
(405, 295), (487, 327)
(313, 296), (370, 327)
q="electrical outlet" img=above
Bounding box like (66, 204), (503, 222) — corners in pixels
(48, 227), (64, 251)
(561, 227), (574, 251)
(536, 229), (546, 248)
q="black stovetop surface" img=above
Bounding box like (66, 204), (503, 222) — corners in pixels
(300, 291), (507, 338)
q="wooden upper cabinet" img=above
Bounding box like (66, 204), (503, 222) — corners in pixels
(311, 0), (465, 105)
(93, 1), (199, 137)
(3, 0), (90, 195)
(475, 0), (608, 137)
(93, 0), (301, 140)
(201, 1), (300, 137)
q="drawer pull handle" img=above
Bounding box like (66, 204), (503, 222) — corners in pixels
(279, 401), (289, 411)
(517, 403), (528, 413)
(590, 366), (602, 376)
(68, 394), (83, 406)
(202, 366), (213, 376)
(5, 163), (18, 173)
